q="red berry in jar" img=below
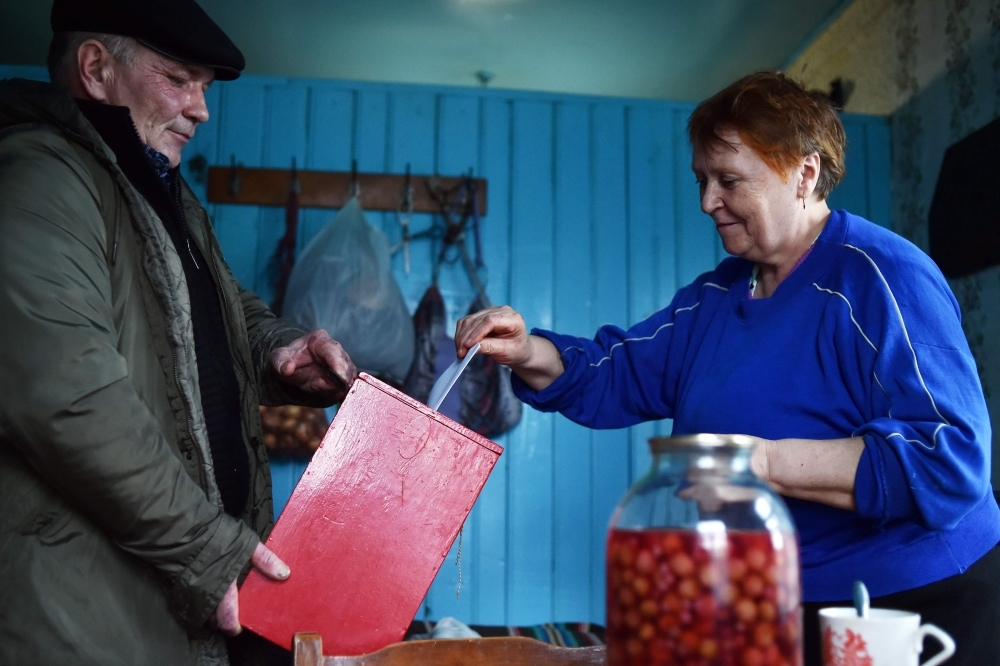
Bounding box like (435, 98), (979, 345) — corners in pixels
(662, 533), (684, 554)
(741, 645), (765, 666)
(743, 574), (766, 598)
(635, 549), (656, 574)
(758, 600), (777, 622)
(640, 598), (659, 618)
(699, 637), (719, 659)
(677, 577), (700, 599)
(669, 552), (696, 577)
(745, 547), (769, 572)
(734, 597), (758, 623)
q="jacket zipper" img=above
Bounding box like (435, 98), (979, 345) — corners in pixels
(172, 180), (201, 270)
(142, 243), (208, 490)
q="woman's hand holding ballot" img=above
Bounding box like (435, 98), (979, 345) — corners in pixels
(455, 305), (565, 392)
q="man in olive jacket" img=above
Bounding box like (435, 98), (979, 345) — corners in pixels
(0, 2), (356, 665)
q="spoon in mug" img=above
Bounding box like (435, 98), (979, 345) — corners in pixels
(853, 580), (870, 619)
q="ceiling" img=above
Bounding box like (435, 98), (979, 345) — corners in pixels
(1, 0), (850, 102)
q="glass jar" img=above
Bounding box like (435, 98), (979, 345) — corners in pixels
(606, 435), (801, 666)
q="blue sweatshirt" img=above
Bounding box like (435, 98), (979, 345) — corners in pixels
(514, 210), (1000, 602)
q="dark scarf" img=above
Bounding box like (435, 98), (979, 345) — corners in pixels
(76, 99), (249, 517)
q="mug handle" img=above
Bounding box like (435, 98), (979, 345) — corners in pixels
(918, 623), (956, 666)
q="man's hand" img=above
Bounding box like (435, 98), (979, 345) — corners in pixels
(270, 329), (357, 402)
(212, 542), (290, 637)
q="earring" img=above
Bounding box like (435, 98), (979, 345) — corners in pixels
(802, 196), (806, 210)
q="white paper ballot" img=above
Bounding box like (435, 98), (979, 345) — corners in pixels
(427, 343), (480, 411)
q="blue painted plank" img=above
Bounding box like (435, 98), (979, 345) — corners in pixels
(624, 104), (660, 485)
(353, 90), (388, 172)
(626, 105), (657, 329)
(270, 455), (311, 518)
(652, 107), (680, 318)
(354, 91), (391, 242)
(552, 101), (594, 622)
(252, 84), (310, 305)
(472, 96), (513, 625)
(299, 87), (355, 253)
(864, 117), (892, 229)
(435, 94), (483, 325)
(438, 96), (479, 175)
(672, 108), (716, 288)
(386, 91), (437, 312)
(253, 84), (310, 514)
(828, 116), (869, 219)
(308, 87), (355, 171)
(506, 99), (555, 624)
(212, 80), (266, 292)
(589, 103), (631, 623)
(652, 107), (680, 442)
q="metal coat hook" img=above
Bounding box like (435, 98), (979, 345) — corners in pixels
(349, 159), (360, 198)
(187, 153), (208, 184)
(289, 156), (300, 193)
(426, 170), (490, 304)
(228, 153), (242, 197)
(395, 163), (414, 274)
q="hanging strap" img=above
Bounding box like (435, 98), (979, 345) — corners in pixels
(271, 157), (301, 316)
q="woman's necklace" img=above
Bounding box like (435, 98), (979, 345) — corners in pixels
(749, 231), (822, 299)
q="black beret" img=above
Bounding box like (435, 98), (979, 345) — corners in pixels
(51, 0), (245, 81)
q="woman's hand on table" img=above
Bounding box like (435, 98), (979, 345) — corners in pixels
(212, 542), (290, 636)
(455, 305), (565, 391)
(749, 436), (865, 511)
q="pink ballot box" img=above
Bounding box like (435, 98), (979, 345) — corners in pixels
(239, 373), (503, 655)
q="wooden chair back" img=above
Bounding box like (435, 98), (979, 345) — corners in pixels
(293, 632), (606, 666)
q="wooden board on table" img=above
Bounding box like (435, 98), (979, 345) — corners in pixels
(240, 373), (503, 656)
(293, 633), (606, 666)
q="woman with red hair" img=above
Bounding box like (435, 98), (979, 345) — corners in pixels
(458, 72), (1000, 663)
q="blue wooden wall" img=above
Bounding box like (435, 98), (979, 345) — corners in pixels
(1, 65), (891, 626)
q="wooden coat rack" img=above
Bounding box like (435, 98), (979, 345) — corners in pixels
(206, 163), (488, 215)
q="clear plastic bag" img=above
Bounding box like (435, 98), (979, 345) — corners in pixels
(284, 197), (415, 385)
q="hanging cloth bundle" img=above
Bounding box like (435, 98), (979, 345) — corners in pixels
(402, 284), (446, 405)
(403, 175), (522, 438)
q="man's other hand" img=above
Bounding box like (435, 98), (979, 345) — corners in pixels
(270, 329), (357, 402)
(213, 542), (290, 637)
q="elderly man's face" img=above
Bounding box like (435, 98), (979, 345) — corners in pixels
(103, 45), (214, 168)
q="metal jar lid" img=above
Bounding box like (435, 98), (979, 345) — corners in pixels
(649, 434), (756, 454)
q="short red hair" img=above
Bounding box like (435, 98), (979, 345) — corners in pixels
(687, 71), (846, 199)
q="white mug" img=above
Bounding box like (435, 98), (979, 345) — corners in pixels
(819, 608), (955, 666)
